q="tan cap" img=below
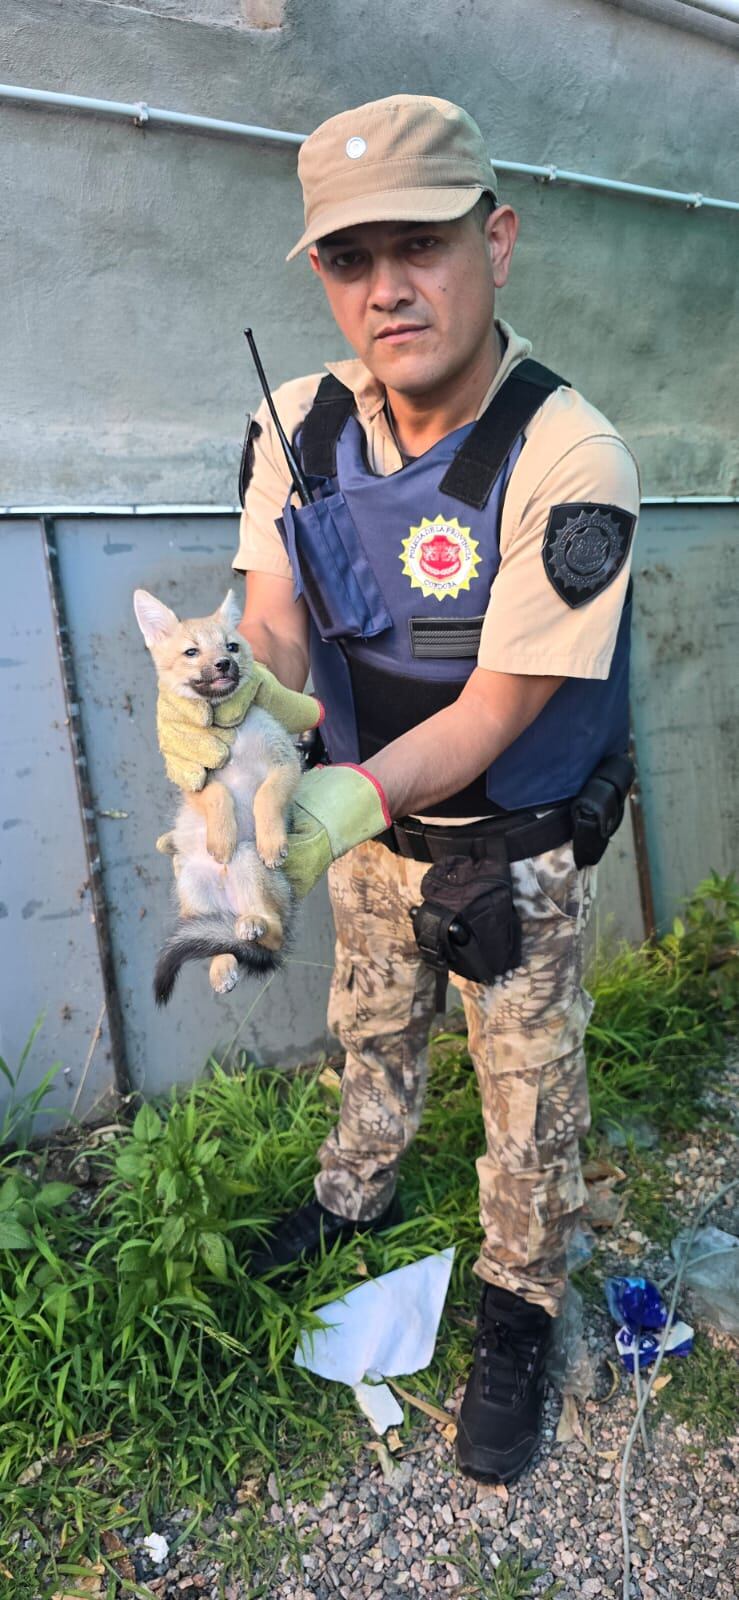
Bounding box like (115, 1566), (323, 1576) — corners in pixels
(287, 94), (497, 262)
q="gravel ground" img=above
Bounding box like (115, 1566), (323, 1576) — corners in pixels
(137, 1071), (739, 1600)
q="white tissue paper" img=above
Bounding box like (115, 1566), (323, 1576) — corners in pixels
(294, 1247), (455, 1432)
(142, 1533), (169, 1565)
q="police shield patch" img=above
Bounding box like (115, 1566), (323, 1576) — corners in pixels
(542, 503), (636, 608)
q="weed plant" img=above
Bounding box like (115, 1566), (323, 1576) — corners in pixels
(0, 873), (736, 1594)
(652, 1333), (739, 1443)
(430, 1534), (562, 1598)
(584, 871), (738, 1141)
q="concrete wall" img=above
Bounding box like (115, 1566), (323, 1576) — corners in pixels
(1, 0), (737, 1129)
(1, 0), (737, 504)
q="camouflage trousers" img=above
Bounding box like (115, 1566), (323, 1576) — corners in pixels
(314, 837), (597, 1317)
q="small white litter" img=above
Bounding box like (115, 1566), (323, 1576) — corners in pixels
(294, 1247), (455, 1432)
(142, 1532), (169, 1565)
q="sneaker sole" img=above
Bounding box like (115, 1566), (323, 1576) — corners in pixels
(454, 1429), (540, 1487)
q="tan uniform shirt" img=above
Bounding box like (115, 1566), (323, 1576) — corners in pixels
(234, 319), (640, 686)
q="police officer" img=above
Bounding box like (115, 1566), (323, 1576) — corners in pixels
(158, 94), (639, 1484)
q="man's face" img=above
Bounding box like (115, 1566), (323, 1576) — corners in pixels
(308, 206), (518, 397)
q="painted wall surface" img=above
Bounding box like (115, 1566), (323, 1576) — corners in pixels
(1, 0), (738, 504)
(0, 521), (114, 1127)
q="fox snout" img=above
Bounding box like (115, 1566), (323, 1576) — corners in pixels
(191, 654), (241, 700)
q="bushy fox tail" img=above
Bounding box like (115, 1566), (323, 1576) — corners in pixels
(154, 913), (287, 1006)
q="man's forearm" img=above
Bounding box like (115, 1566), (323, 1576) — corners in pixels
(238, 620), (309, 692)
(364, 669), (564, 818)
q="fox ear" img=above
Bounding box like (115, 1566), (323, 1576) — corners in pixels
(133, 589), (179, 648)
(218, 589), (241, 633)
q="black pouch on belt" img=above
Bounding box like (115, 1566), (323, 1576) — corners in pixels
(409, 842), (521, 984)
(571, 753), (635, 868)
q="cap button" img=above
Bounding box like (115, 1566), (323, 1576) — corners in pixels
(345, 136), (367, 160)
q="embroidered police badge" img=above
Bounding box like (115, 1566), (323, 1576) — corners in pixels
(542, 503), (636, 608)
(400, 515), (481, 601)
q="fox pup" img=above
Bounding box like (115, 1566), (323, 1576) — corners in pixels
(133, 588), (301, 1005)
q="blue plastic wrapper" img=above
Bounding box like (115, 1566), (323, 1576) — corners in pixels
(605, 1275), (667, 1332)
(615, 1320), (694, 1371)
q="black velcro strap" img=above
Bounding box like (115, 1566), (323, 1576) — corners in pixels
(347, 650), (500, 816)
(438, 359), (568, 510)
(408, 614), (485, 659)
(379, 804), (573, 865)
(299, 373), (356, 478)
(238, 414), (262, 509)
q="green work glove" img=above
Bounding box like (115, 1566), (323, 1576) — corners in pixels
(157, 664), (322, 793)
(249, 661), (323, 737)
(281, 765), (391, 898)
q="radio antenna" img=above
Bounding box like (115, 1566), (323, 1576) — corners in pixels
(244, 328), (312, 506)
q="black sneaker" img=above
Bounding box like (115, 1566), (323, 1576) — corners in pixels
(455, 1283), (553, 1484)
(250, 1193), (403, 1275)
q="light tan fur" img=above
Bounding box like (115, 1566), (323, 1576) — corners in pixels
(134, 587), (301, 997)
(190, 782), (238, 865)
(209, 953), (240, 995)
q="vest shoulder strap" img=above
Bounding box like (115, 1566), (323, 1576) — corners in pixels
(299, 373), (356, 477)
(438, 358), (569, 509)
(297, 358), (568, 503)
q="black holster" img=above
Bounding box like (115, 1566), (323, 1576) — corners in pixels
(571, 754), (635, 868)
(295, 726), (328, 771)
(409, 842), (521, 985)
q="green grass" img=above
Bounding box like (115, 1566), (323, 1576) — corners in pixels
(620, 1150), (681, 1245)
(0, 1057), (483, 1594)
(0, 872), (736, 1595)
(584, 871), (738, 1141)
(0, 1562), (40, 1600)
(652, 1335), (739, 1444)
(651, 1334), (739, 1442)
(433, 1535), (561, 1599)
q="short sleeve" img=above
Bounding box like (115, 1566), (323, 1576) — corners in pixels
(232, 375), (323, 579)
(478, 434), (640, 680)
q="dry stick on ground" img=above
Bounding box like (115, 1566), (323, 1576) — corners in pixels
(66, 1001), (106, 1127)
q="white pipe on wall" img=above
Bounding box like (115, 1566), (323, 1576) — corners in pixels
(0, 81), (737, 214)
(2, 498), (737, 517)
(672, 0), (739, 22)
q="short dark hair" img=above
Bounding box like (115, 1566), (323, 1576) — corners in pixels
(472, 191), (498, 229)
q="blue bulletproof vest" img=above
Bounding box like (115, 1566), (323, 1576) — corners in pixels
(276, 363), (631, 817)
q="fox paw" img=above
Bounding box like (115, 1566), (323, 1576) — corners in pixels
(256, 827), (289, 870)
(207, 827), (238, 866)
(257, 916), (283, 953)
(235, 916), (266, 943)
(209, 954), (240, 994)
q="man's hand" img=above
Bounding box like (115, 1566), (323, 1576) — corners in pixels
(281, 765), (391, 898)
(157, 666), (322, 793)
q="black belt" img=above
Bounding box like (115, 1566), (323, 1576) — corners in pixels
(377, 803), (574, 865)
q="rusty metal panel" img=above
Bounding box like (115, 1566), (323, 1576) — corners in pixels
(52, 514), (336, 1098)
(2, 502), (735, 1129)
(0, 519), (113, 1129)
(631, 504), (738, 929)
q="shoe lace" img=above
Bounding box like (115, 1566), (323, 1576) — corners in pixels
(474, 1314), (545, 1403)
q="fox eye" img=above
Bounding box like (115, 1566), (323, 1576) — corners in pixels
(226, 641), (240, 653)
(183, 646), (199, 658)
